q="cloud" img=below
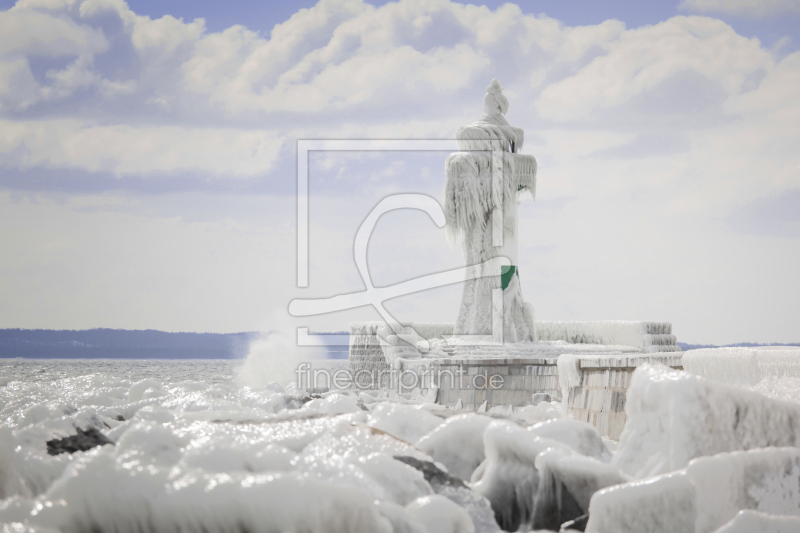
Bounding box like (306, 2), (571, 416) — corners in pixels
(0, 120), (283, 177)
(536, 16), (771, 121)
(679, 0), (800, 18)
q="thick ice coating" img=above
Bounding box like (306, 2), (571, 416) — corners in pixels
(682, 347), (800, 403)
(588, 447), (800, 533)
(416, 413), (493, 481)
(444, 79), (537, 340)
(613, 363), (800, 478)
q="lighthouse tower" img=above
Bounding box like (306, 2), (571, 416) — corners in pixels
(443, 80), (537, 343)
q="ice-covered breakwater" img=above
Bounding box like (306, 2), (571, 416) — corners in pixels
(348, 320), (682, 439)
(1, 359), (800, 532)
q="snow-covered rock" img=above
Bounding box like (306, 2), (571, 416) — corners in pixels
(588, 447), (800, 533)
(368, 402), (444, 444)
(470, 420), (569, 531)
(528, 419), (610, 462)
(532, 448), (626, 530)
(405, 494), (475, 533)
(614, 363), (800, 478)
(517, 401), (563, 425)
(395, 456), (500, 533)
(416, 414), (493, 481)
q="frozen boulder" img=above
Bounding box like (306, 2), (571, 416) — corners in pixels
(531, 448), (626, 531)
(405, 494), (475, 533)
(714, 510), (800, 533)
(416, 413), (493, 480)
(528, 419), (610, 461)
(46, 428), (114, 456)
(614, 363), (800, 479)
(355, 453), (433, 505)
(394, 456), (500, 533)
(586, 470), (695, 533)
(470, 420), (571, 531)
(377, 501), (427, 533)
(517, 401), (564, 425)
(587, 447), (800, 533)
(368, 403), (444, 444)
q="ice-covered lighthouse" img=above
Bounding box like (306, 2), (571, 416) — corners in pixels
(348, 80), (681, 432)
(444, 79), (538, 342)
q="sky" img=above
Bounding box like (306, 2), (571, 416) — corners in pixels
(0, 0), (798, 344)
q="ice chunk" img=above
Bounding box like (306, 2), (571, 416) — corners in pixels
(367, 402), (444, 444)
(586, 470), (696, 533)
(394, 456), (500, 533)
(517, 401), (564, 425)
(302, 394), (361, 415)
(528, 419), (610, 461)
(587, 447), (800, 533)
(689, 447), (800, 533)
(377, 501), (427, 533)
(470, 420), (571, 531)
(614, 363), (800, 478)
(405, 494), (475, 533)
(416, 414), (493, 481)
(531, 448), (626, 530)
(354, 453), (433, 505)
(714, 510), (800, 533)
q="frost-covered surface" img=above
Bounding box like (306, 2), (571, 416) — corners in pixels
(416, 414), (493, 481)
(0, 360), (459, 533)
(588, 447), (800, 533)
(443, 79), (536, 341)
(5, 358), (800, 533)
(683, 347), (800, 402)
(613, 364), (800, 479)
(715, 510), (800, 533)
(537, 321), (678, 352)
(470, 419), (614, 531)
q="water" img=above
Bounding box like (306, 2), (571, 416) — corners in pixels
(0, 358), (242, 386)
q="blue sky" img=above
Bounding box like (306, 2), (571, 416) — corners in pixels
(0, 0), (798, 344)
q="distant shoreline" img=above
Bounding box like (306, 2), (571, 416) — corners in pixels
(0, 329), (349, 360)
(0, 329), (795, 359)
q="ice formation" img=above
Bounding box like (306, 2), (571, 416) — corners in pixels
(588, 447), (800, 533)
(682, 346), (800, 402)
(415, 413), (493, 480)
(444, 79), (537, 341)
(405, 494), (475, 533)
(613, 363), (800, 479)
(4, 357), (800, 532)
(715, 510), (800, 533)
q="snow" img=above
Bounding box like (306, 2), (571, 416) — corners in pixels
(416, 413), (493, 481)
(682, 347), (800, 403)
(613, 363), (800, 479)
(588, 447), (800, 533)
(405, 494), (475, 533)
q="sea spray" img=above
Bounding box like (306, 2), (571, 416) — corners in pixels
(237, 313), (325, 388)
